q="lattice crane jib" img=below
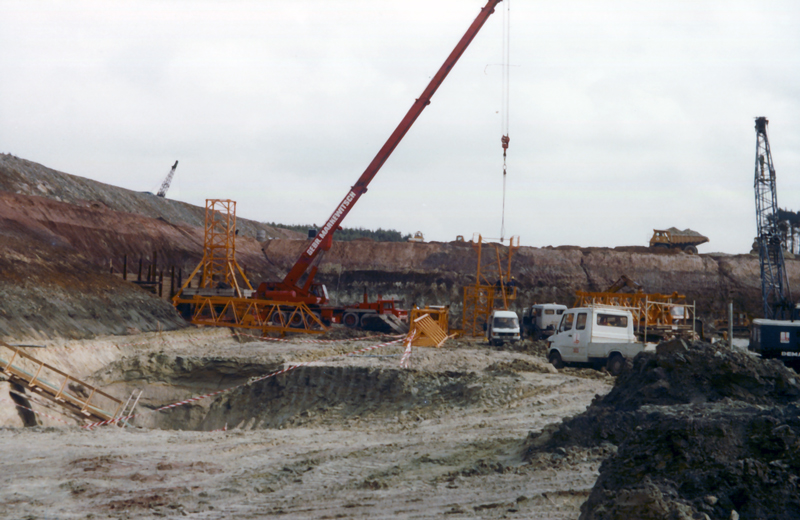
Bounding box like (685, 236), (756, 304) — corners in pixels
(156, 160), (179, 198)
(754, 117), (792, 319)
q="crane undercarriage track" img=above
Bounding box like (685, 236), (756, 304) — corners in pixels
(0, 342), (122, 423)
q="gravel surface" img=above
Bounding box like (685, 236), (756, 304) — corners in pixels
(0, 328), (614, 519)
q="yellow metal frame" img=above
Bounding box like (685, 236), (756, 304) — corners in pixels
(461, 234), (519, 337)
(408, 306), (450, 347)
(0, 342), (123, 423)
(408, 313), (450, 348)
(573, 290), (687, 329)
(172, 199), (326, 336)
(173, 199), (253, 300)
(179, 295), (326, 335)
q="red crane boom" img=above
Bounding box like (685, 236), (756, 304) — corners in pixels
(259, 0), (503, 304)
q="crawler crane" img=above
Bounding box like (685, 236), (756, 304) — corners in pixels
(749, 117), (800, 363)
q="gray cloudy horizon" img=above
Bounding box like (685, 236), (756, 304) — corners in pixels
(1, 0), (799, 254)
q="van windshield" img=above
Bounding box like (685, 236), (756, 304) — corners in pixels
(493, 317), (518, 329)
(560, 313), (574, 331)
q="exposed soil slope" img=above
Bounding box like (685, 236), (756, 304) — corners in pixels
(2, 154), (797, 338)
(0, 153), (297, 240)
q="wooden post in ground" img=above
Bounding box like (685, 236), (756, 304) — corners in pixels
(123, 255), (128, 281)
(159, 271), (164, 297)
(170, 266), (175, 297)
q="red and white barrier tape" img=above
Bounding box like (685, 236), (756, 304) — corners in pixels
(51, 329), (402, 352)
(1, 394), (77, 427)
(209, 423), (228, 433)
(399, 332), (416, 368)
(235, 331), (405, 345)
(81, 336), (406, 430)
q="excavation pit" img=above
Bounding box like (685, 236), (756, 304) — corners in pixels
(88, 335), (550, 432)
(112, 361), (487, 431)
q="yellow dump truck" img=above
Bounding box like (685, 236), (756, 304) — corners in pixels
(649, 228), (709, 254)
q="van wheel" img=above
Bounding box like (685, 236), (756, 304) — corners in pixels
(607, 354), (625, 376)
(548, 350), (564, 369)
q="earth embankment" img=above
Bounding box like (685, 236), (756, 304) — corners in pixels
(1, 154), (796, 339)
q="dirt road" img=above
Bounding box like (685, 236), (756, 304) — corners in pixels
(0, 328), (613, 519)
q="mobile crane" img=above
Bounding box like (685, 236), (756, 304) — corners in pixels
(254, 0), (504, 321)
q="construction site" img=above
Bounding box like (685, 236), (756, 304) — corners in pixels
(3, 2), (800, 520)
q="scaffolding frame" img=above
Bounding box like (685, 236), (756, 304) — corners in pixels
(461, 234), (519, 337)
(574, 291), (697, 338)
(172, 199), (326, 336)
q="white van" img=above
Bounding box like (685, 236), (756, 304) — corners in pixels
(522, 303), (567, 339)
(547, 307), (643, 375)
(486, 310), (521, 346)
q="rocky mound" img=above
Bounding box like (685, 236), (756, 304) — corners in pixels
(523, 340), (800, 519)
(582, 402), (800, 520)
(525, 340), (800, 450)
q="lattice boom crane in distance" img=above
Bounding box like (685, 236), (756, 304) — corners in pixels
(753, 117), (792, 320)
(157, 160), (179, 198)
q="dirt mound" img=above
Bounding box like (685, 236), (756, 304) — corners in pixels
(603, 339), (800, 410)
(526, 340), (800, 451)
(523, 340), (800, 519)
(581, 403), (800, 520)
(666, 227), (705, 238)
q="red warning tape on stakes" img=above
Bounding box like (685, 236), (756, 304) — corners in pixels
(82, 336), (406, 430)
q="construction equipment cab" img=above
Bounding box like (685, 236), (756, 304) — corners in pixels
(486, 309), (521, 346)
(547, 307), (643, 376)
(522, 303), (567, 339)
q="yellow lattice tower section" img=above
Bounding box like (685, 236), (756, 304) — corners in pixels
(175, 199), (253, 298)
(461, 234), (519, 337)
(408, 306), (450, 347)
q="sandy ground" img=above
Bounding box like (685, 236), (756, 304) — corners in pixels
(0, 328), (614, 519)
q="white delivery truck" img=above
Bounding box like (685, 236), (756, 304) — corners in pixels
(546, 306), (643, 375)
(522, 303), (568, 339)
(485, 309), (521, 346)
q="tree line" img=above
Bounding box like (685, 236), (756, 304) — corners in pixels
(264, 223), (411, 242)
(776, 208), (800, 254)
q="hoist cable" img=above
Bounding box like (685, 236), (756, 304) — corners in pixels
(500, 0), (510, 242)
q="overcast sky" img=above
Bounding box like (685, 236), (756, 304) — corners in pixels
(2, 0), (799, 254)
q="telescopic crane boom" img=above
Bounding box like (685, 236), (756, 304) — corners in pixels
(257, 0), (503, 303)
